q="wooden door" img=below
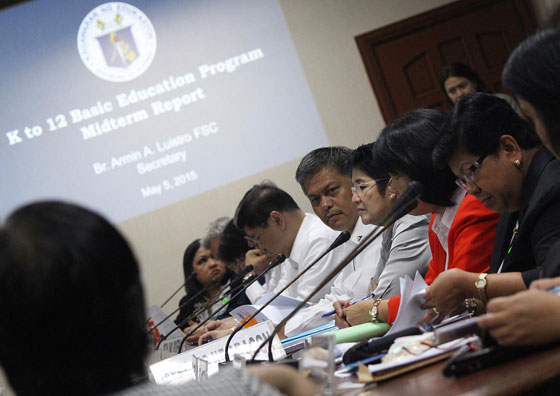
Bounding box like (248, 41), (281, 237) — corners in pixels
(356, 0), (537, 123)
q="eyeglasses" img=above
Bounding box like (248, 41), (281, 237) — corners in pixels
(351, 178), (389, 196)
(244, 232), (262, 247)
(243, 222), (267, 247)
(455, 154), (487, 189)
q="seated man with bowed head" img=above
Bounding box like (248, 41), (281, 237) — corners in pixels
(0, 201), (316, 396)
(234, 182), (343, 304)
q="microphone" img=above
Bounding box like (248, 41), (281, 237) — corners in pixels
(224, 230), (350, 362)
(148, 277), (217, 333)
(229, 264), (255, 286)
(160, 272), (196, 309)
(175, 253), (287, 353)
(145, 272), (197, 325)
(251, 181), (424, 361)
(148, 265), (253, 333)
(167, 265), (257, 336)
(155, 277), (224, 348)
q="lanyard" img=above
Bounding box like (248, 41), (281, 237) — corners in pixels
(497, 220), (519, 273)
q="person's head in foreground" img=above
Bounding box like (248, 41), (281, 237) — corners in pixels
(433, 93), (541, 213)
(502, 28), (560, 158)
(0, 201), (318, 396)
(0, 201), (148, 395)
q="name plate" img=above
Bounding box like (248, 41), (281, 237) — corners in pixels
(149, 321), (286, 384)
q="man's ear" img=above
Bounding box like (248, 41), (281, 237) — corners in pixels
(269, 211), (285, 230)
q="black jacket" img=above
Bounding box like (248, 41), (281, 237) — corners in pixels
(490, 146), (560, 285)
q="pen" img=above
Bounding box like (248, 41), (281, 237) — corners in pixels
(321, 293), (373, 318)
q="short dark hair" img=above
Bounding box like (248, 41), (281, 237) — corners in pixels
(0, 201), (148, 395)
(234, 182), (300, 229)
(351, 143), (390, 195)
(218, 219), (250, 263)
(295, 146), (353, 194)
(433, 93), (541, 168)
(372, 109), (456, 207)
(503, 28), (560, 155)
(440, 63), (490, 102)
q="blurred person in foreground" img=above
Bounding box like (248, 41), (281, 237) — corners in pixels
(0, 201), (315, 396)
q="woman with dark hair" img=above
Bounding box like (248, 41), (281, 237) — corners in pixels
(335, 109), (499, 327)
(440, 62), (522, 115)
(0, 201), (315, 396)
(440, 63), (490, 104)
(472, 27), (560, 348)
(502, 28), (560, 158)
(428, 92), (560, 319)
(332, 143), (432, 328)
(175, 239), (234, 329)
(349, 143), (431, 299)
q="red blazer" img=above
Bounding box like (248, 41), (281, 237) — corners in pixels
(387, 194), (499, 324)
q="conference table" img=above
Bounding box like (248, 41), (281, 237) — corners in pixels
(338, 343), (560, 396)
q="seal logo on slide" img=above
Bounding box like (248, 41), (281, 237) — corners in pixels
(77, 2), (156, 82)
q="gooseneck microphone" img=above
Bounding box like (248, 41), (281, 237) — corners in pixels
(146, 272), (197, 325)
(251, 181), (424, 361)
(160, 272), (196, 309)
(224, 230), (350, 362)
(175, 253), (287, 353)
(155, 265), (256, 347)
(149, 263), (254, 335)
(154, 277), (221, 348)
(148, 276), (217, 333)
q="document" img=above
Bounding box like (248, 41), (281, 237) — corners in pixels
(229, 292), (309, 325)
(386, 272), (428, 335)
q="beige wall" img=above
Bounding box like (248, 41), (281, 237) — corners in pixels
(123, 0), (458, 310)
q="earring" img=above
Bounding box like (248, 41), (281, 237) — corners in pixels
(514, 159), (521, 168)
(389, 193), (396, 200)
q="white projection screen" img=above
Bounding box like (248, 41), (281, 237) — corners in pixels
(0, 0), (328, 222)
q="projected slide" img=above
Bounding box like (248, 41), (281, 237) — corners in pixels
(0, 0), (328, 222)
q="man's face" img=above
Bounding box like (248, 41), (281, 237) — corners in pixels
(243, 215), (286, 257)
(303, 167), (358, 232)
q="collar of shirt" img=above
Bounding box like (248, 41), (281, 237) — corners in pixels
(289, 213), (318, 264)
(431, 188), (466, 270)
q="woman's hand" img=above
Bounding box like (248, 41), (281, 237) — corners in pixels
(478, 289), (560, 346)
(342, 300), (375, 326)
(422, 268), (477, 316)
(197, 328), (234, 345)
(530, 277), (560, 291)
(333, 300), (351, 328)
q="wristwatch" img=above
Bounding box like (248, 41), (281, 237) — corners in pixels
(369, 299), (382, 323)
(475, 273), (488, 305)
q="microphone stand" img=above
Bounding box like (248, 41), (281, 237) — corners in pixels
(251, 181), (424, 362)
(148, 278), (217, 333)
(223, 231), (350, 362)
(155, 265), (256, 348)
(176, 253), (287, 353)
(161, 272), (196, 309)
(146, 272), (196, 324)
